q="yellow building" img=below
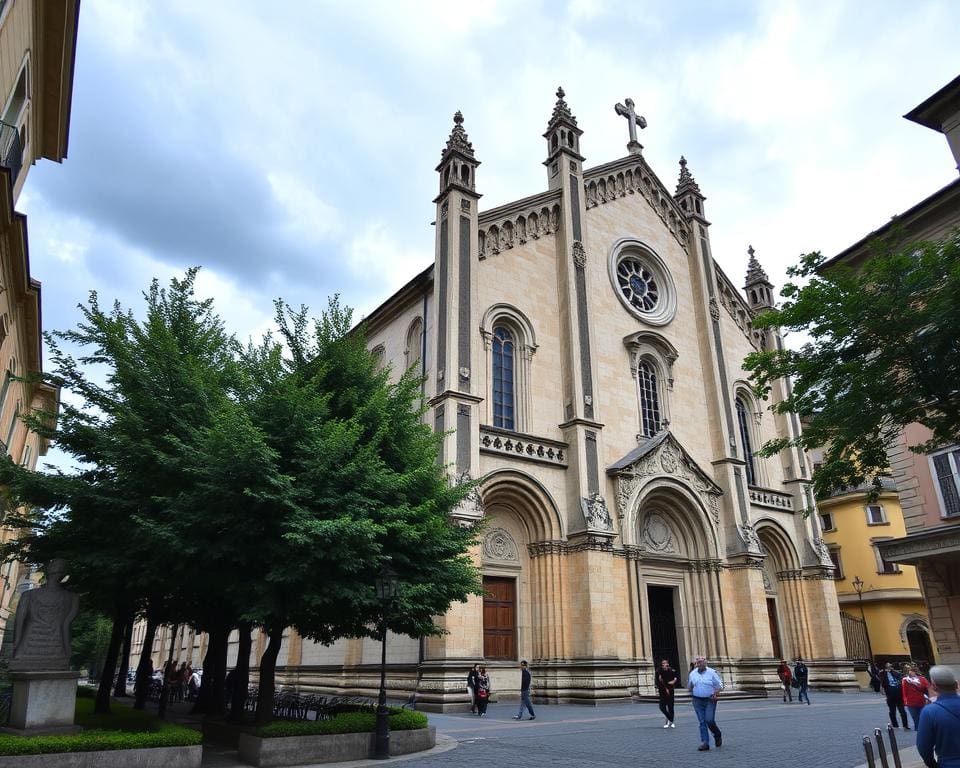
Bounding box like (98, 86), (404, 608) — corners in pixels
(0, 0), (79, 646)
(818, 477), (937, 669)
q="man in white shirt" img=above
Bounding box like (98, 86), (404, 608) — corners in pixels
(687, 655), (723, 751)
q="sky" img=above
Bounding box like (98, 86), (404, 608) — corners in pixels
(15, 0), (960, 469)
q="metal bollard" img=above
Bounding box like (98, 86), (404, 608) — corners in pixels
(887, 724), (903, 768)
(863, 735), (877, 768)
(875, 728), (891, 768)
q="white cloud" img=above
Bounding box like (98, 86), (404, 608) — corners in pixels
(346, 223), (431, 318)
(267, 172), (341, 245)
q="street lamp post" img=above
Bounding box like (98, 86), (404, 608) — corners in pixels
(374, 564), (398, 761)
(852, 575), (874, 662)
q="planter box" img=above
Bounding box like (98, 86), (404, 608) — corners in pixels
(238, 726), (436, 767)
(0, 744), (202, 768)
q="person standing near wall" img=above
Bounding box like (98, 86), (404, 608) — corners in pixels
(513, 660), (536, 721)
(902, 663), (931, 731)
(882, 662), (910, 729)
(467, 663), (479, 714)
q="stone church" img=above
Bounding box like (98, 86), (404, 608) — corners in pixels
(144, 88), (857, 708)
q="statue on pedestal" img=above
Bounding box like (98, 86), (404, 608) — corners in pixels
(11, 559), (79, 672)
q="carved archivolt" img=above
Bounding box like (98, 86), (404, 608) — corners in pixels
(483, 528), (519, 563)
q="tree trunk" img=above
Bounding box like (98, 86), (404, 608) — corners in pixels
(157, 623), (179, 719)
(94, 613), (125, 715)
(228, 621), (252, 723)
(255, 626), (283, 725)
(198, 624), (229, 719)
(133, 609), (159, 710)
(113, 614), (134, 697)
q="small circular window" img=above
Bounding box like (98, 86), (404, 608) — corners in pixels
(608, 239), (676, 326)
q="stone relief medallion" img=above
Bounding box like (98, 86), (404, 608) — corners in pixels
(642, 512), (676, 553)
(483, 528), (519, 563)
(659, 444), (680, 475)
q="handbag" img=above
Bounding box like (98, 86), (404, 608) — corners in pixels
(478, 688), (489, 699)
(791, 679), (800, 689)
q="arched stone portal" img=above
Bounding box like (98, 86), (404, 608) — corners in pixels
(756, 521), (805, 665)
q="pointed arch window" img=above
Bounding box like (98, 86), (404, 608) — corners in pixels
(405, 317), (424, 374)
(736, 397), (756, 486)
(492, 326), (515, 430)
(637, 360), (661, 438)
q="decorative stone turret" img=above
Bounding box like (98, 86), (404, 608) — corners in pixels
(744, 245), (775, 311)
(436, 111), (479, 198)
(544, 87), (584, 190)
(674, 156), (706, 220)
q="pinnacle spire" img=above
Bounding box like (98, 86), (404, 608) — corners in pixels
(547, 85), (578, 130)
(675, 156), (701, 196)
(745, 245), (770, 286)
(442, 110), (475, 159)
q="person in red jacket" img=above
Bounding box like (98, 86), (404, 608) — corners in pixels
(902, 662), (931, 730)
(777, 660), (793, 703)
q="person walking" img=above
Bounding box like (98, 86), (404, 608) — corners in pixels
(793, 657), (811, 705)
(467, 664), (479, 714)
(902, 663), (931, 730)
(475, 666), (491, 717)
(777, 660), (793, 703)
(917, 665), (960, 768)
(687, 655), (723, 751)
(882, 662), (910, 729)
(513, 660), (536, 721)
(656, 658), (679, 727)
(868, 661), (882, 693)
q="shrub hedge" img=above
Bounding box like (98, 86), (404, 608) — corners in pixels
(0, 697), (202, 756)
(252, 708), (428, 738)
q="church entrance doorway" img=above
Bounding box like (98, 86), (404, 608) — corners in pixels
(483, 576), (516, 660)
(767, 598), (783, 659)
(648, 585), (680, 672)
(906, 621), (934, 666)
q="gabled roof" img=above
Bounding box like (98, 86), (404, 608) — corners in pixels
(607, 429), (723, 496)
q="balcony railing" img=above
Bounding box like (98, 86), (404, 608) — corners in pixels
(0, 121), (23, 184)
(479, 425), (568, 468)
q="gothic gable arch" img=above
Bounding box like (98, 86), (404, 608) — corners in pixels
(480, 467), (565, 542)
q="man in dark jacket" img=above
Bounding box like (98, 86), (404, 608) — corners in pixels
(467, 664), (479, 714)
(917, 666), (960, 768)
(656, 658), (679, 727)
(513, 660), (536, 720)
(793, 657), (811, 705)
(881, 662), (909, 729)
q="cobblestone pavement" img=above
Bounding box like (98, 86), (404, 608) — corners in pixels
(400, 692), (916, 768)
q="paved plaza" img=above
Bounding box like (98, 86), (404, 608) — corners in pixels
(198, 691), (918, 768)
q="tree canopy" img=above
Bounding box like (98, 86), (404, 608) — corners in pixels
(0, 271), (481, 719)
(744, 229), (960, 499)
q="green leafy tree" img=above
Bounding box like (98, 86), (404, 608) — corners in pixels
(240, 298), (482, 723)
(0, 270), (246, 713)
(744, 230), (960, 499)
(70, 607), (114, 679)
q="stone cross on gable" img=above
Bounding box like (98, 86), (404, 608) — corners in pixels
(615, 98), (647, 155)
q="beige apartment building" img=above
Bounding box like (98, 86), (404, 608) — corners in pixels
(135, 89), (856, 708)
(0, 0), (78, 646)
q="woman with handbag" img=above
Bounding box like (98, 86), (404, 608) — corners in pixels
(476, 666), (491, 717)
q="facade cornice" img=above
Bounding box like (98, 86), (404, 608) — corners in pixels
(837, 588), (924, 604)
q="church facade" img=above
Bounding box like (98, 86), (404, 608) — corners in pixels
(141, 89), (857, 707)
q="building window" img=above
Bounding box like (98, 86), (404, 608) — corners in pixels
(736, 397), (756, 486)
(637, 360), (661, 438)
(492, 326), (515, 430)
(827, 546), (843, 580)
(865, 504), (887, 525)
(371, 345), (386, 372)
(608, 239), (677, 326)
(930, 446), (960, 519)
(819, 512), (835, 532)
(405, 317), (424, 374)
(873, 540), (900, 574)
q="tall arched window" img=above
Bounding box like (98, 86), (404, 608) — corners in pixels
(405, 317), (423, 373)
(492, 326), (515, 430)
(637, 360), (661, 438)
(736, 397), (756, 486)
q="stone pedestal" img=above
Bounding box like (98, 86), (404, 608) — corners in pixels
(0, 670), (81, 735)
